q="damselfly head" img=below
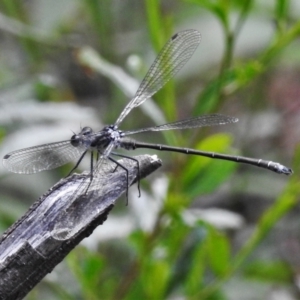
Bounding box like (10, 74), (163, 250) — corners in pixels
(71, 127), (94, 147)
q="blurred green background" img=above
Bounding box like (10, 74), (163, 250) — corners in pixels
(0, 0), (300, 299)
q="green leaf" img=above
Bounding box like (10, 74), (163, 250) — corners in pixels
(244, 260), (292, 283)
(160, 212), (192, 259)
(128, 229), (148, 254)
(182, 133), (237, 197)
(183, 133), (234, 181)
(189, 158), (236, 197)
(67, 248), (105, 300)
(162, 224), (207, 296)
(234, 60), (264, 86)
(206, 226), (231, 277)
(184, 238), (206, 296)
(141, 259), (171, 299)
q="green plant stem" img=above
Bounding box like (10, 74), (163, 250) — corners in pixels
(215, 0), (254, 111)
(215, 29), (234, 109)
(261, 20), (300, 65)
(145, 0), (178, 146)
(193, 177), (300, 299)
(113, 210), (165, 299)
(84, 0), (112, 59)
(145, 0), (165, 51)
(275, 0), (288, 35)
(196, 18), (300, 115)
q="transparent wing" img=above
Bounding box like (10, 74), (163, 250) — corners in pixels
(115, 29), (201, 126)
(3, 141), (85, 174)
(124, 114), (238, 135)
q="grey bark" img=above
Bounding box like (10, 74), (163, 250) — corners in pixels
(0, 154), (161, 300)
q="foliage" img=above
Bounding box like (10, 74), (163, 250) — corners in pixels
(0, 0), (299, 299)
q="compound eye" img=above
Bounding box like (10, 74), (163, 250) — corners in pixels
(82, 126), (93, 135)
(71, 135), (80, 147)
